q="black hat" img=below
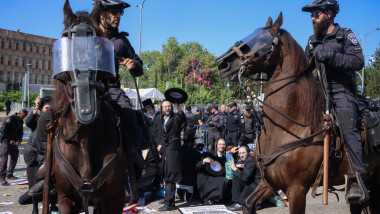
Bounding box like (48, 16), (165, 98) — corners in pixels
(211, 104), (218, 110)
(245, 105), (252, 110)
(142, 99), (154, 109)
(228, 102), (237, 107)
(302, 0), (339, 14)
(164, 88), (188, 104)
(196, 143), (205, 151)
(205, 161), (225, 177)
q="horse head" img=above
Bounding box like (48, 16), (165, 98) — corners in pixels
(217, 13), (284, 82)
(53, 0), (115, 124)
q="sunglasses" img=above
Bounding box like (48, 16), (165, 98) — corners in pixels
(311, 11), (324, 18)
(109, 8), (124, 15)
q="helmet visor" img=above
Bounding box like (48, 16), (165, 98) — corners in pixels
(53, 37), (115, 77)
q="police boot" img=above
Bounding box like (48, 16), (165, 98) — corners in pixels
(345, 172), (369, 204)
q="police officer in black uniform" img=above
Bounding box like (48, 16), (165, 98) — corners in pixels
(184, 104), (196, 142)
(206, 105), (223, 151)
(225, 102), (243, 146)
(92, 0), (144, 151)
(0, 109), (27, 184)
(240, 105), (257, 147)
(302, 0), (367, 202)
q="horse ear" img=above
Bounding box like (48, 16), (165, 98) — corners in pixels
(272, 12), (283, 31)
(265, 17), (273, 28)
(90, 0), (100, 20)
(63, 0), (74, 28)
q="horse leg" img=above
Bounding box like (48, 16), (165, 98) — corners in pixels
(243, 180), (272, 214)
(57, 196), (74, 214)
(287, 186), (307, 214)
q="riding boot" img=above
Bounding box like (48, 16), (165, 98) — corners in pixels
(345, 172), (369, 204)
(35, 162), (46, 181)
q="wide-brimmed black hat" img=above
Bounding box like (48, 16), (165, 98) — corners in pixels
(142, 98), (154, 109)
(164, 88), (188, 104)
(205, 161), (225, 177)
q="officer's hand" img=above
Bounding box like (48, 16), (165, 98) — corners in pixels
(120, 58), (135, 71)
(316, 50), (333, 62)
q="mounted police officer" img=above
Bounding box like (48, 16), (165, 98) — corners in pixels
(92, 0), (145, 153)
(225, 102), (243, 146)
(302, 0), (367, 203)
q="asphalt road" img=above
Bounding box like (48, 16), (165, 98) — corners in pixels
(0, 160), (350, 214)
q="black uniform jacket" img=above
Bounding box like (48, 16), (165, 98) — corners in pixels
(305, 24), (364, 90)
(0, 113), (23, 142)
(160, 111), (187, 183)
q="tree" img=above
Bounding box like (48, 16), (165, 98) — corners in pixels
(363, 44), (380, 98)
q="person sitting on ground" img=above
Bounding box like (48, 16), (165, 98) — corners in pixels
(227, 146), (261, 211)
(196, 138), (229, 205)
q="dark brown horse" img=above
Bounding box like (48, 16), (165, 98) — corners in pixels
(217, 13), (380, 214)
(45, 1), (138, 213)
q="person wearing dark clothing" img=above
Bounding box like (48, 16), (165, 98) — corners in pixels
(195, 107), (203, 125)
(93, 0), (145, 168)
(157, 101), (186, 211)
(23, 96), (51, 213)
(202, 106), (212, 125)
(0, 109), (27, 184)
(184, 105), (196, 143)
(302, 0), (366, 202)
(178, 136), (202, 201)
(206, 105), (224, 151)
(220, 104), (228, 139)
(5, 98), (11, 116)
(225, 102), (243, 146)
(227, 146), (261, 211)
(240, 105), (257, 147)
(256, 105), (264, 133)
(196, 139), (229, 205)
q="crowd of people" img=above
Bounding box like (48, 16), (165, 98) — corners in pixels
(138, 100), (266, 211)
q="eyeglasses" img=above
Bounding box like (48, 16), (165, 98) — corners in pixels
(311, 11), (324, 18)
(109, 8), (124, 15)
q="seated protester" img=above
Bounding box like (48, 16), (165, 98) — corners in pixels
(196, 138), (229, 205)
(225, 144), (238, 180)
(227, 146), (261, 211)
(178, 134), (202, 201)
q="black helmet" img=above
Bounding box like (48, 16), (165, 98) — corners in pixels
(302, 0), (339, 15)
(93, 0), (130, 10)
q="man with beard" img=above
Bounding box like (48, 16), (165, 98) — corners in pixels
(157, 101), (186, 211)
(303, 0), (367, 203)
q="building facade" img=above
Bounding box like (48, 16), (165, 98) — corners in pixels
(0, 28), (56, 90)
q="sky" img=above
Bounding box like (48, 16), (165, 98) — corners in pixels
(1, 0), (379, 63)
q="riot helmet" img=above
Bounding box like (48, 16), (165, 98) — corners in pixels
(302, 0), (339, 15)
(93, 0), (130, 10)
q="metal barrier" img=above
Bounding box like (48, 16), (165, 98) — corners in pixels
(194, 125), (209, 149)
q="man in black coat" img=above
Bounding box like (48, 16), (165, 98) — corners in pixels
(227, 146), (261, 211)
(157, 100), (186, 211)
(0, 109), (27, 184)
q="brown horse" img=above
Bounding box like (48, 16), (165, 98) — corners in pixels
(46, 1), (138, 213)
(217, 13), (380, 214)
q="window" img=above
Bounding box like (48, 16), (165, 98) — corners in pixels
(36, 45), (39, 53)
(36, 61), (39, 69)
(23, 42), (26, 51)
(1, 39), (4, 48)
(43, 46), (46, 54)
(48, 46), (51, 55)
(15, 41), (19, 50)
(30, 43), (33, 52)
(8, 56), (11, 65)
(22, 58), (25, 67)
(48, 61), (51, 70)
(0, 56), (3, 64)
(15, 56), (18, 66)
(8, 39), (12, 49)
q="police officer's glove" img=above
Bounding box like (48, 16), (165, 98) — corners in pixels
(316, 50), (333, 62)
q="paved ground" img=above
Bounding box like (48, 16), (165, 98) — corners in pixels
(0, 110), (351, 213)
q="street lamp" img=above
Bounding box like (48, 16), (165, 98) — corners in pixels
(26, 63), (32, 108)
(135, 0), (146, 109)
(357, 27), (380, 96)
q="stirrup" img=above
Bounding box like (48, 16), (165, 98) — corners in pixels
(344, 172), (370, 204)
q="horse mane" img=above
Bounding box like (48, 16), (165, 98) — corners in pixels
(279, 29), (324, 130)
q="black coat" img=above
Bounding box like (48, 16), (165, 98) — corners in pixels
(0, 113), (23, 142)
(35, 110), (52, 163)
(160, 111), (186, 183)
(180, 144), (202, 186)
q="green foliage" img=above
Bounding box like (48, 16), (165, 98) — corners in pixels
(0, 89), (22, 103)
(363, 43), (380, 98)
